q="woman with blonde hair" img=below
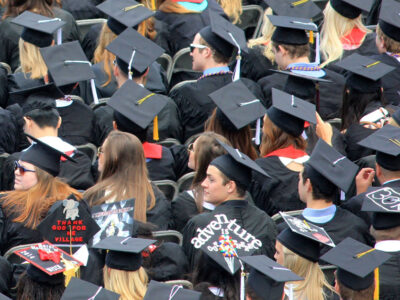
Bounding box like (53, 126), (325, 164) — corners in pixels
(84, 131), (170, 229)
(216, 0), (242, 24)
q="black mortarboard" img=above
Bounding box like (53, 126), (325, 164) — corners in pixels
(37, 195), (100, 245)
(61, 277), (120, 300)
(106, 28), (164, 79)
(306, 139), (358, 192)
(267, 88), (316, 137)
(378, 0), (400, 42)
(92, 236), (155, 271)
(362, 186), (400, 229)
(11, 11), (65, 47)
(320, 237), (391, 291)
(208, 80), (266, 130)
(358, 125), (400, 171)
(269, 15), (318, 45)
(143, 280), (202, 300)
(20, 134), (76, 176)
(335, 53), (395, 93)
(12, 84), (64, 108)
(0, 293), (11, 300)
(264, 0), (321, 19)
(277, 213), (335, 262)
(330, 0), (373, 19)
(210, 141), (269, 189)
(242, 255), (303, 300)
(97, 0), (154, 35)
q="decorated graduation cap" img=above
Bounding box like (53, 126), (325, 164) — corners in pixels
(242, 255), (303, 300)
(335, 53), (395, 93)
(143, 280), (201, 300)
(210, 140), (269, 189)
(15, 241), (82, 285)
(40, 41), (99, 104)
(264, 0), (321, 19)
(358, 125), (400, 171)
(37, 195), (100, 245)
(208, 80), (266, 144)
(92, 236), (155, 271)
(330, 0), (374, 19)
(106, 27), (164, 80)
(61, 277), (120, 300)
(277, 212), (335, 262)
(305, 139), (359, 193)
(379, 0), (400, 42)
(11, 11), (65, 47)
(321, 237), (391, 291)
(362, 186), (400, 229)
(267, 88), (316, 137)
(199, 12), (248, 81)
(97, 0), (154, 35)
(21, 134), (76, 176)
(107, 79), (167, 140)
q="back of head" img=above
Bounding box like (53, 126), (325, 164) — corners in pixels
(23, 94), (59, 129)
(3, 0), (54, 19)
(336, 274), (375, 300)
(302, 163), (337, 202)
(19, 38), (48, 79)
(113, 110), (147, 142)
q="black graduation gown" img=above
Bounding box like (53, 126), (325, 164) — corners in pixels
(147, 183), (171, 230)
(169, 144), (192, 179)
(377, 250), (400, 300)
(182, 200), (277, 269)
(304, 124), (346, 155)
(169, 73), (264, 142)
(144, 142), (177, 181)
(7, 73), (45, 106)
(0, 108), (18, 154)
(0, 67), (8, 109)
(81, 23), (103, 62)
(257, 69), (346, 120)
(61, 0), (105, 20)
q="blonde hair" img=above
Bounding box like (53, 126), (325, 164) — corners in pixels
(283, 245), (336, 300)
(248, 7), (275, 62)
(19, 39), (48, 79)
(103, 266), (148, 300)
(320, 2), (370, 67)
(217, 0), (242, 24)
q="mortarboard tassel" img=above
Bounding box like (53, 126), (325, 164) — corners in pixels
(228, 32), (241, 81)
(128, 50), (136, 80)
(57, 28), (62, 45)
(151, 0), (156, 10)
(153, 116), (159, 141)
(62, 256), (80, 286)
(314, 32), (320, 65)
(374, 268), (379, 300)
(309, 30), (314, 44)
(255, 118), (261, 145)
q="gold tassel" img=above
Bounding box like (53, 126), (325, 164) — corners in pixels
(123, 3), (144, 11)
(151, 0), (156, 10)
(309, 31), (314, 44)
(62, 256), (80, 287)
(356, 248), (376, 258)
(137, 93), (155, 105)
(374, 268), (379, 300)
(153, 116), (159, 141)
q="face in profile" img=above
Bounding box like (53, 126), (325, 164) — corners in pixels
(201, 165), (231, 206)
(14, 160), (38, 191)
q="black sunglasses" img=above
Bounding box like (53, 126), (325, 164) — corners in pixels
(14, 161), (36, 175)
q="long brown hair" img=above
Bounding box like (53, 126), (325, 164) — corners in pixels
(84, 131), (155, 222)
(158, 0), (201, 13)
(260, 115), (307, 157)
(205, 108), (259, 160)
(1, 167), (82, 229)
(3, 0), (54, 19)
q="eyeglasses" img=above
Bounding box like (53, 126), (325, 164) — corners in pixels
(187, 143), (194, 152)
(190, 43), (208, 53)
(98, 147), (103, 156)
(14, 161), (36, 175)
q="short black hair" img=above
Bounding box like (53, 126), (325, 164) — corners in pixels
(302, 164), (337, 203)
(113, 110), (147, 143)
(23, 95), (59, 129)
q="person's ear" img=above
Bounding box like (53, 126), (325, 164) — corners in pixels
(113, 64), (119, 77)
(57, 117), (62, 129)
(305, 178), (313, 193)
(278, 45), (287, 55)
(112, 120), (118, 130)
(227, 180), (237, 194)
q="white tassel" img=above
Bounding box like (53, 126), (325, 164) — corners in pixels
(128, 50), (136, 80)
(240, 264), (245, 300)
(315, 32), (320, 65)
(255, 118), (261, 145)
(57, 28), (62, 45)
(228, 32), (241, 81)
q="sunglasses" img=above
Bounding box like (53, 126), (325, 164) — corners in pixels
(98, 147), (103, 156)
(14, 161), (36, 175)
(190, 43), (208, 53)
(187, 143), (194, 152)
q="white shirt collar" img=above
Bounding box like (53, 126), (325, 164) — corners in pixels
(375, 240), (400, 252)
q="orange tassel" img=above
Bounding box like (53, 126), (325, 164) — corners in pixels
(309, 31), (314, 44)
(374, 268), (379, 300)
(153, 116), (159, 141)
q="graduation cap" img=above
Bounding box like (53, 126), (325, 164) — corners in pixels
(92, 236), (155, 271)
(269, 15), (318, 45)
(335, 53), (395, 93)
(40, 41), (99, 104)
(378, 0), (400, 42)
(20, 134), (76, 176)
(320, 237), (391, 291)
(306, 139), (359, 192)
(143, 280), (202, 300)
(242, 255), (303, 300)
(11, 84), (64, 107)
(61, 277), (120, 300)
(277, 212), (335, 262)
(358, 125), (400, 171)
(0, 293), (11, 300)
(11, 11), (65, 47)
(97, 0), (154, 35)
(267, 88), (316, 137)
(106, 27), (164, 80)
(264, 0), (321, 19)
(210, 140), (269, 189)
(330, 0), (374, 19)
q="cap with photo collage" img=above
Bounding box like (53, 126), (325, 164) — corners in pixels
(358, 125), (400, 171)
(143, 280), (201, 300)
(330, 0), (374, 19)
(321, 237), (391, 291)
(92, 236), (156, 271)
(277, 212), (335, 262)
(335, 53), (395, 93)
(11, 11), (65, 47)
(362, 186), (400, 229)
(61, 277), (120, 300)
(305, 139), (359, 193)
(97, 0), (154, 35)
(242, 255), (303, 300)
(264, 0), (321, 19)
(378, 0), (400, 42)
(21, 133), (76, 177)
(267, 88), (317, 137)
(106, 27), (164, 80)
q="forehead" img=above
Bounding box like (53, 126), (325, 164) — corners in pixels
(19, 160), (35, 169)
(207, 165), (225, 178)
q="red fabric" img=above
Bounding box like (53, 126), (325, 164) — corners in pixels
(142, 244), (157, 258)
(142, 142), (162, 159)
(304, 121), (310, 128)
(341, 27), (367, 49)
(38, 249), (61, 264)
(60, 150), (75, 162)
(264, 145), (308, 158)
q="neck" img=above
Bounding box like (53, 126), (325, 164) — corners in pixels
(203, 62), (228, 72)
(117, 75), (127, 88)
(134, 76), (146, 86)
(30, 128), (58, 138)
(306, 197), (333, 209)
(283, 56), (310, 69)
